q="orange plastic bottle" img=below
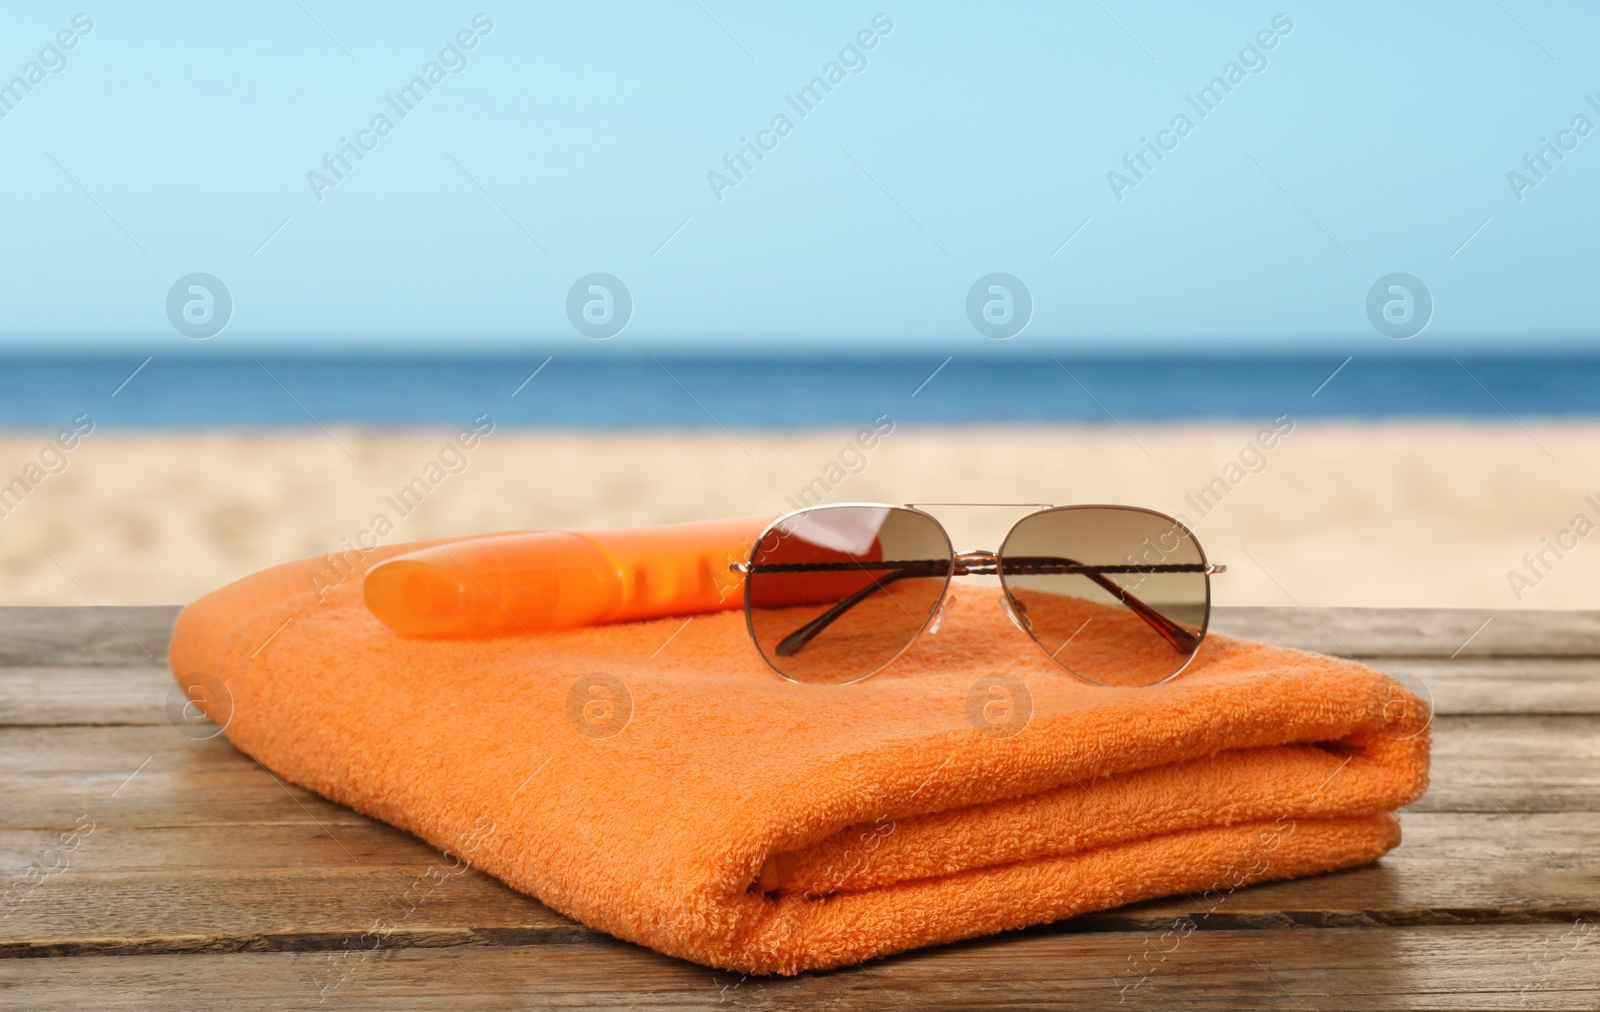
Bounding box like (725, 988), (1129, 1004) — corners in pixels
(363, 517), (772, 638)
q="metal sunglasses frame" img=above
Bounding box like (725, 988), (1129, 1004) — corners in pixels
(730, 502), (1226, 686)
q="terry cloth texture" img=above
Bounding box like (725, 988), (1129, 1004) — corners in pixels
(168, 537), (1430, 975)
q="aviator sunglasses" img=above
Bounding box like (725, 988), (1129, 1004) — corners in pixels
(730, 503), (1226, 686)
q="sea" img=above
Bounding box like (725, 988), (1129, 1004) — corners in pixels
(1, 353), (1595, 429)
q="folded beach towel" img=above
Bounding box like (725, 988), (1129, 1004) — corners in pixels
(168, 536), (1430, 975)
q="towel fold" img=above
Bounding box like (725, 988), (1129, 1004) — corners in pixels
(168, 536), (1429, 974)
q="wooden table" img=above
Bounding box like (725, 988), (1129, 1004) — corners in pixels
(2, 606), (1596, 1010)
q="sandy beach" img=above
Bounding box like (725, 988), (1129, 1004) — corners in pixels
(1, 420), (1595, 610)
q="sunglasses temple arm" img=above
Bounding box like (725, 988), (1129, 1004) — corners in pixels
(1082, 572), (1199, 654)
(772, 566), (938, 658)
(1005, 557), (1200, 654)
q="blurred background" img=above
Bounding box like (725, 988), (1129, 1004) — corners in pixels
(0, 1), (1596, 608)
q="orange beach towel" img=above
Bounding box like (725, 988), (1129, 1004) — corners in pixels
(168, 536), (1430, 975)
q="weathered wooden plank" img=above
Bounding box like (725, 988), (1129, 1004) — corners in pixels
(1210, 607), (1600, 658)
(0, 607), (178, 667)
(4, 655), (1595, 730)
(0, 729), (377, 829)
(0, 666), (172, 726)
(2, 781), (1593, 959)
(1360, 656), (1600, 715)
(3, 925), (1596, 1010)
(3, 606), (1598, 668)
(1120, 808), (1598, 928)
(1411, 716), (1600, 814)
(1, 715), (1590, 833)
(0, 812), (1592, 958)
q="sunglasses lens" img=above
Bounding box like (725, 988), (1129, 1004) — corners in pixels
(746, 505), (952, 684)
(998, 507), (1210, 686)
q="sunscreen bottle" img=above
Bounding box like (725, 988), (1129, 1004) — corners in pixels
(363, 516), (772, 638)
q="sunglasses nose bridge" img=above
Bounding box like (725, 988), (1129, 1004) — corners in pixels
(949, 549), (1034, 632)
(953, 549), (999, 571)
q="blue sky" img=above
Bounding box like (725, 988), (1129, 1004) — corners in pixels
(0, 2), (1597, 354)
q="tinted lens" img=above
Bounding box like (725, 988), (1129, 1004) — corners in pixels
(746, 505), (952, 684)
(998, 506), (1210, 686)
